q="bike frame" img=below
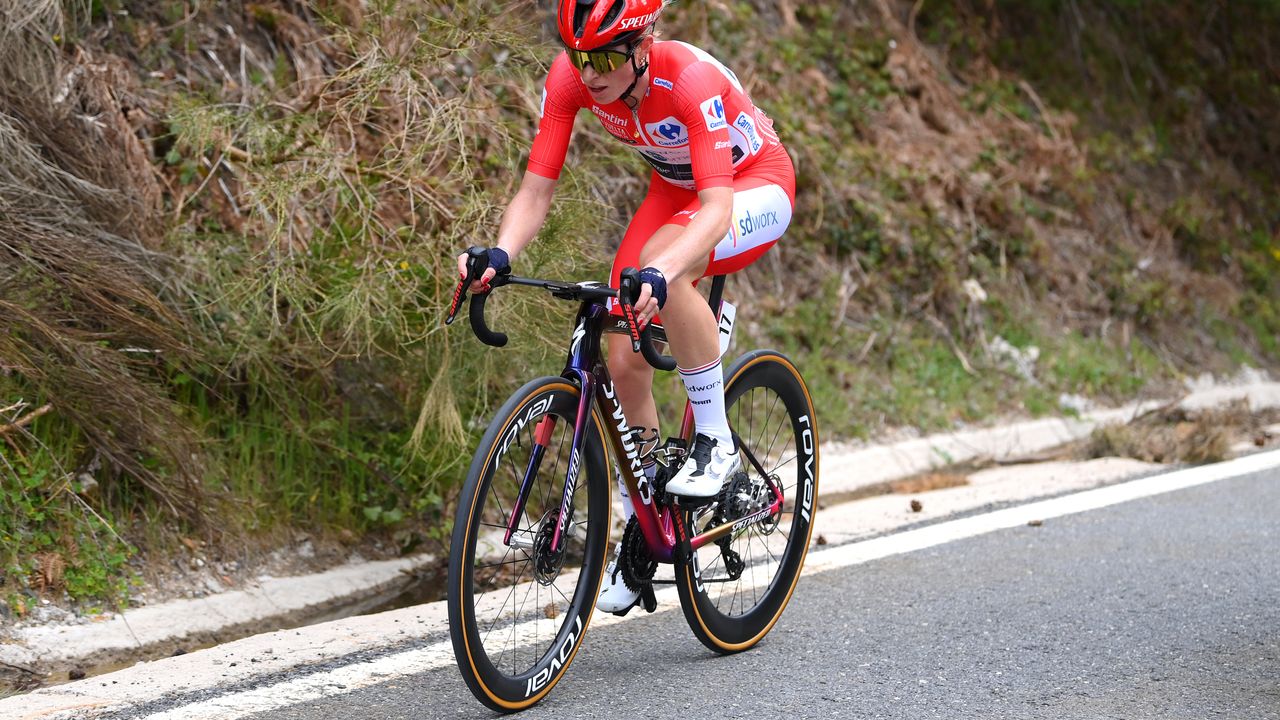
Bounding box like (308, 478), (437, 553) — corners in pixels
(501, 281), (786, 565)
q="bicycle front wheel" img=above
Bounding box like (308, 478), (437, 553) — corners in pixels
(674, 350), (819, 653)
(447, 376), (610, 712)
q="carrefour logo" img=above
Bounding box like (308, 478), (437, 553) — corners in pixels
(645, 117), (688, 147)
(700, 95), (727, 131)
(738, 209), (780, 237)
(734, 111), (762, 154)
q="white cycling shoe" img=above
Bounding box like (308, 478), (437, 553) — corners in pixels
(595, 541), (641, 613)
(665, 433), (739, 499)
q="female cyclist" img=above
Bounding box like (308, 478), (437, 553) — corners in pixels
(455, 0), (795, 615)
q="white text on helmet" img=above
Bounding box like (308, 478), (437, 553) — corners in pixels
(618, 10), (660, 30)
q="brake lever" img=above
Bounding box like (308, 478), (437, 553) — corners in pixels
(446, 247), (490, 326)
(617, 268), (644, 353)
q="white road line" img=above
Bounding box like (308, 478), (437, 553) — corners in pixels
(88, 449), (1280, 719)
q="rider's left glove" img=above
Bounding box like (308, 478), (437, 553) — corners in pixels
(639, 266), (667, 310)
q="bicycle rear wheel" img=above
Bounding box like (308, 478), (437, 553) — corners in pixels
(448, 376), (610, 712)
(674, 350), (819, 652)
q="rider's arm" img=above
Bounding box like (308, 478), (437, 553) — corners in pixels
(646, 185), (733, 282)
(495, 171), (557, 261)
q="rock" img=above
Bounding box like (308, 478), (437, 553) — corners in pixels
(1058, 393), (1092, 414)
(75, 473), (99, 496)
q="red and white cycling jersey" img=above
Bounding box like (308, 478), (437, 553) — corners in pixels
(528, 41), (786, 192)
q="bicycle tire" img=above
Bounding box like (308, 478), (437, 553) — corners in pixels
(448, 376), (611, 712)
(674, 350), (819, 653)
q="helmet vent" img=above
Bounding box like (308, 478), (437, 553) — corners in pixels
(572, 0), (595, 39)
(601, 0), (626, 29)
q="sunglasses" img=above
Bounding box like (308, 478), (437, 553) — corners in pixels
(566, 44), (634, 73)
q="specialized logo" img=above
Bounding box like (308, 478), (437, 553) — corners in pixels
(560, 447), (581, 536)
(645, 117), (688, 147)
(700, 95), (727, 131)
(734, 111), (763, 154)
(602, 381), (650, 504)
(798, 415), (816, 524)
(732, 506), (775, 534)
(653, 77), (674, 91)
(525, 615), (584, 697)
(618, 9), (660, 30)
(714, 140), (732, 150)
(496, 395), (555, 468)
(738, 208), (780, 237)
(570, 320), (587, 359)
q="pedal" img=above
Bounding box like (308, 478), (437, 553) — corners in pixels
(675, 493), (717, 508)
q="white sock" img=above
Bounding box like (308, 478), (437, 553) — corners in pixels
(679, 357), (733, 448)
(616, 462), (658, 521)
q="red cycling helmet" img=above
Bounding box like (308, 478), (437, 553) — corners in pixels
(557, 0), (664, 51)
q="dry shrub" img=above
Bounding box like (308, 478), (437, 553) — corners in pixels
(29, 551), (66, 593)
(0, 0), (202, 517)
(1084, 399), (1266, 464)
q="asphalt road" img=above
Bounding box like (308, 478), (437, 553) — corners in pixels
(232, 467), (1280, 720)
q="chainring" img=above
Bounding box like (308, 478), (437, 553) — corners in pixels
(619, 516), (657, 591)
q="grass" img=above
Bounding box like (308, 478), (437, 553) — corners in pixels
(0, 416), (134, 609)
(2, 0), (1277, 613)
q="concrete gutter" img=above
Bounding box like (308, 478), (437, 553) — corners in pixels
(0, 553), (436, 678)
(824, 381), (1280, 495)
(2, 380), (1277, 708)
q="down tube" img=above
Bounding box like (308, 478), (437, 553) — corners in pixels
(593, 362), (678, 563)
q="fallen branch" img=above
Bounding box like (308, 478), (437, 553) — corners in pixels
(924, 314), (977, 376)
(0, 403), (53, 435)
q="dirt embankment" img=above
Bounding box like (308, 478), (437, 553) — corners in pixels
(1, 0), (1277, 643)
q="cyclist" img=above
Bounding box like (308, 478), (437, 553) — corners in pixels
(456, 0), (795, 614)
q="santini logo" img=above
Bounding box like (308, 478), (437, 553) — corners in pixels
(590, 105), (629, 128)
(738, 209), (779, 236)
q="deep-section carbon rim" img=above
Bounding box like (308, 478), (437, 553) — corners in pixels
(447, 377), (609, 711)
(675, 351), (819, 653)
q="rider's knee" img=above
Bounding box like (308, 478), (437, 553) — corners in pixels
(611, 346), (651, 386)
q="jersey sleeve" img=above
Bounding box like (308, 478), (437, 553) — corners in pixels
(672, 62), (735, 192)
(527, 54), (584, 180)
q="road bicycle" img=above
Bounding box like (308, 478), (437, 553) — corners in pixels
(444, 248), (819, 712)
